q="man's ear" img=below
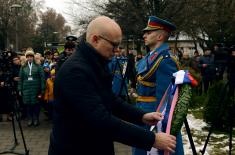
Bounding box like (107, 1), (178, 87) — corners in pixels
(157, 33), (166, 41)
(91, 35), (99, 44)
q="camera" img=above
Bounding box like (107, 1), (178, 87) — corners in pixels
(0, 50), (13, 67)
(0, 50), (17, 114)
(0, 50), (16, 88)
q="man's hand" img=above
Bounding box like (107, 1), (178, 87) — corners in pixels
(142, 112), (163, 125)
(13, 77), (20, 81)
(0, 82), (4, 87)
(130, 88), (138, 98)
(153, 132), (176, 153)
(38, 94), (42, 99)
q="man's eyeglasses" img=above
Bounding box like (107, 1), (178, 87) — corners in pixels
(98, 35), (120, 49)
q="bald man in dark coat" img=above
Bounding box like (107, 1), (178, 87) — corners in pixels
(48, 16), (176, 155)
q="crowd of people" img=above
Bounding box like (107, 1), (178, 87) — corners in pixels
(0, 38), (76, 126)
(179, 44), (235, 94)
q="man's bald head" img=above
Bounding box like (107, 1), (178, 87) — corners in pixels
(85, 16), (122, 60)
(86, 16), (122, 43)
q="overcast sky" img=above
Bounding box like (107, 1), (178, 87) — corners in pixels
(35, 0), (101, 34)
(35, 0), (73, 27)
(39, 0), (92, 30)
(44, 0), (68, 15)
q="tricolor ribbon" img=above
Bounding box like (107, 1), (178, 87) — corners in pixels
(173, 70), (198, 87)
(148, 70), (197, 155)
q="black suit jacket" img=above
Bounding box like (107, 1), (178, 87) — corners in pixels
(48, 40), (155, 155)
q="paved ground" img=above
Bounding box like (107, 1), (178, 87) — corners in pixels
(0, 114), (131, 155)
(5, 113), (234, 155)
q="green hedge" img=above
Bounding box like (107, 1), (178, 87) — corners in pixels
(203, 81), (234, 131)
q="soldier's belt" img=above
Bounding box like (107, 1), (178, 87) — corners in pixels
(138, 80), (156, 87)
(136, 96), (157, 102)
(113, 70), (121, 74)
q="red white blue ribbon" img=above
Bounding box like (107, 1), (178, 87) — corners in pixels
(148, 70), (197, 155)
(173, 70), (198, 87)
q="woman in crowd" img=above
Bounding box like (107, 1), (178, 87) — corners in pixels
(18, 48), (45, 127)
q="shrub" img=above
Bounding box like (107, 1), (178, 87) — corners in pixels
(203, 81), (234, 131)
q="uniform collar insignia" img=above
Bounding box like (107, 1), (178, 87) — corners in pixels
(149, 43), (170, 62)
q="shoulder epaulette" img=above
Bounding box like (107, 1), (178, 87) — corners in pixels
(138, 54), (180, 81)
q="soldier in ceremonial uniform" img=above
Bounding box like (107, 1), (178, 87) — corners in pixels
(133, 16), (184, 155)
(109, 49), (128, 99)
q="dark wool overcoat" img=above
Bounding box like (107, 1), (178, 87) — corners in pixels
(48, 40), (155, 155)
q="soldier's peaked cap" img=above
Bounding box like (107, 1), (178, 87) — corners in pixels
(143, 16), (176, 32)
(66, 35), (77, 42)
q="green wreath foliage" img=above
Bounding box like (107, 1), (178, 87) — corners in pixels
(171, 84), (192, 136)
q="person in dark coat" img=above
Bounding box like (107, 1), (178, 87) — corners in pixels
(0, 68), (11, 119)
(12, 56), (26, 119)
(198, 48), (216, 93)
(55, 36), (77, 72)
(213, 44), (228, 80)
(227, 47), (235, 96)
(48, 16), (176, 155)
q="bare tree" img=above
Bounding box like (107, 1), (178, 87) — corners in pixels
(36, 8), (71, 44)
(68, 0), (235, 49)
(0, 0), (38, 50)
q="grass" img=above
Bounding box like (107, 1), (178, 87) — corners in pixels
(189, 108), (204, 120)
